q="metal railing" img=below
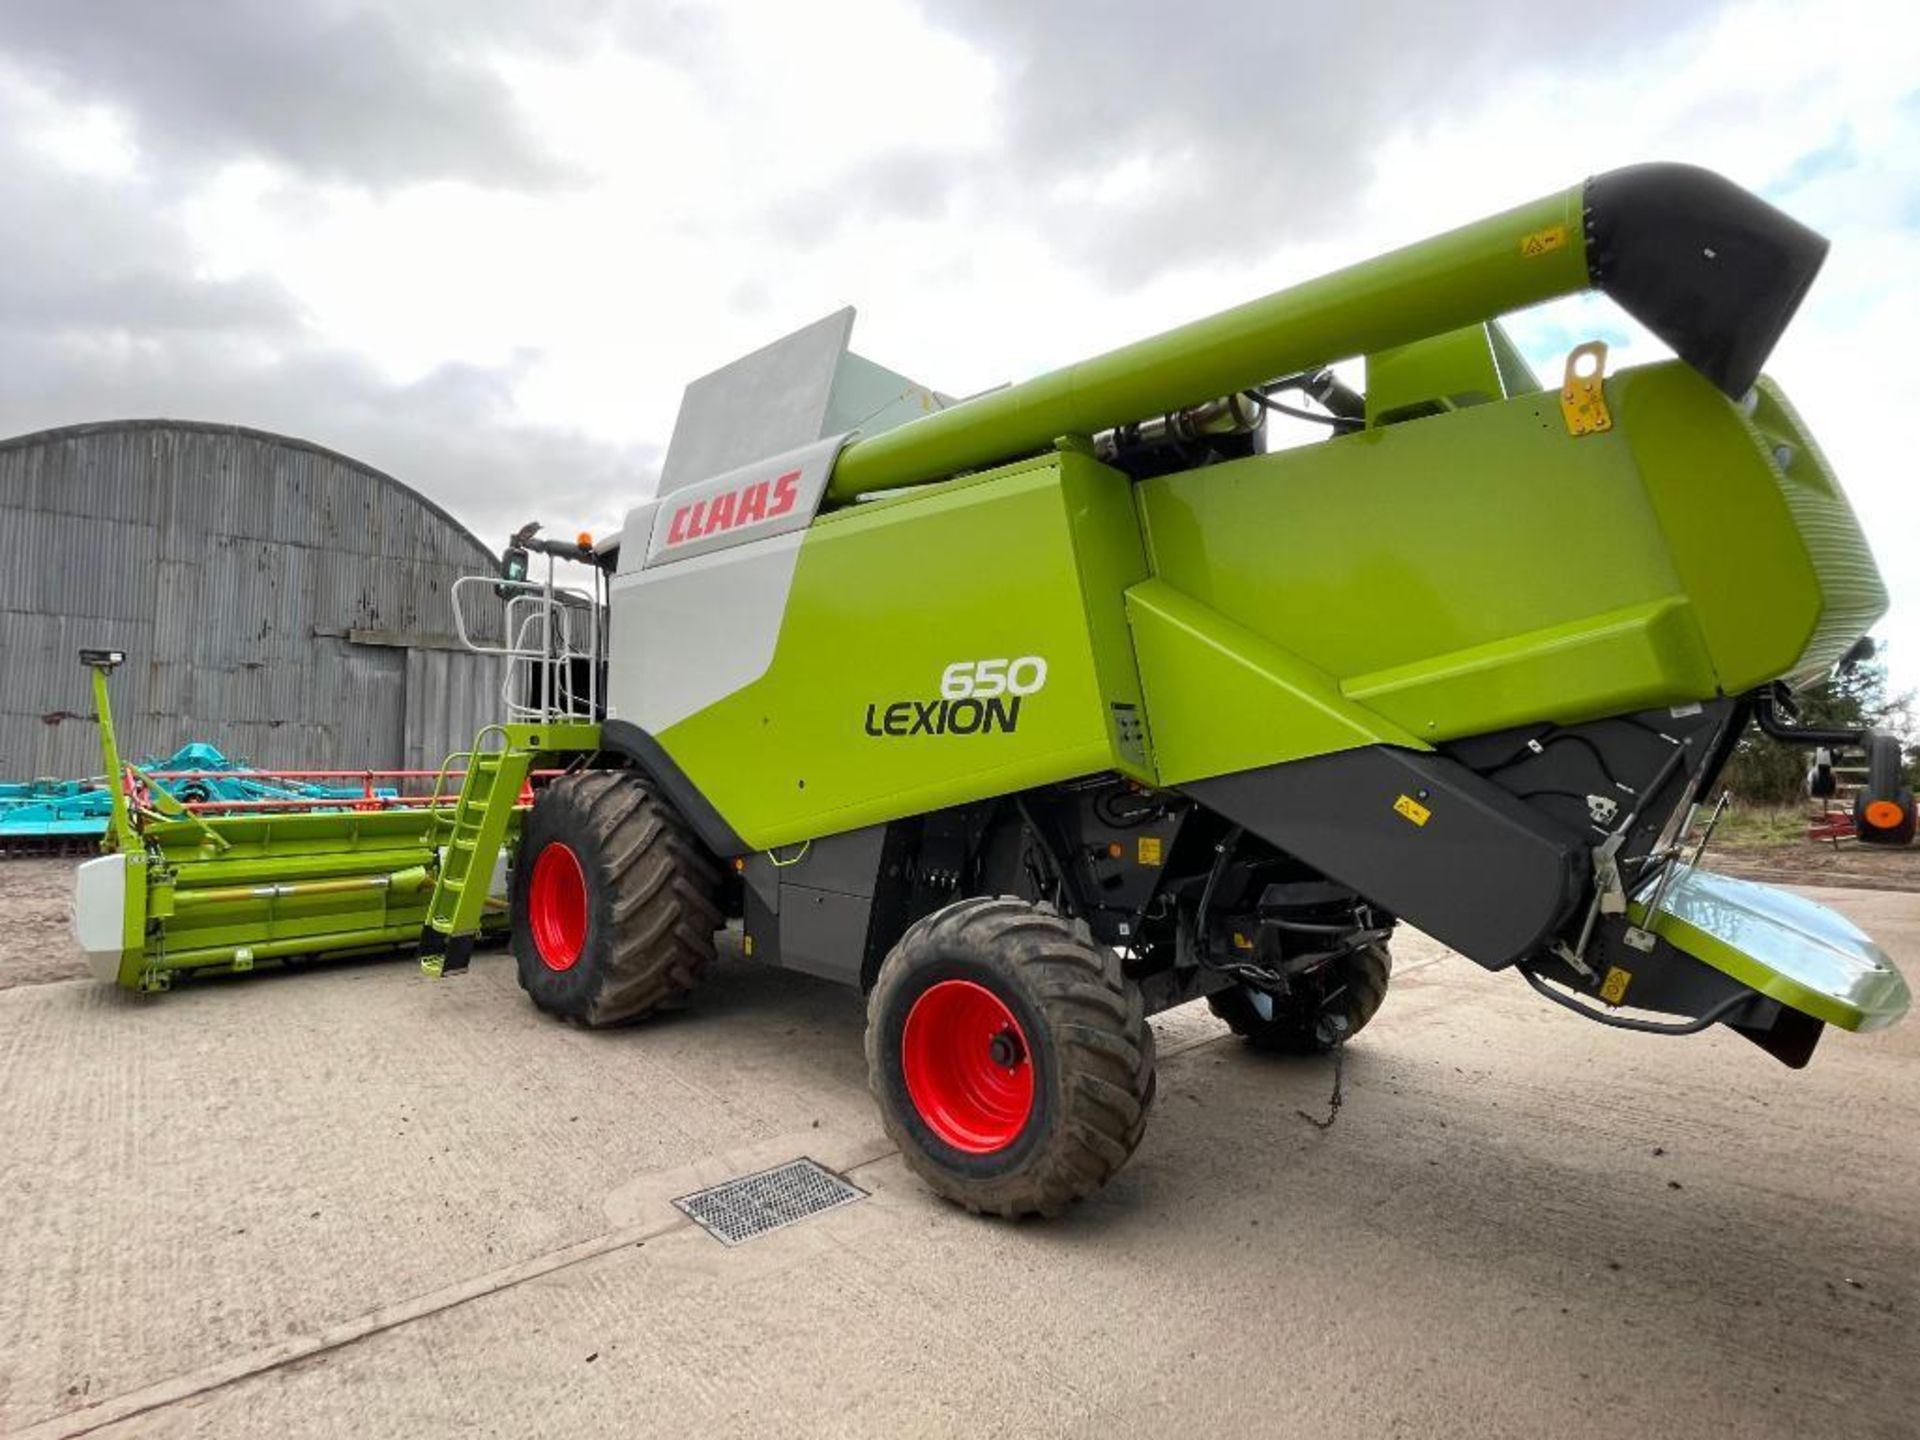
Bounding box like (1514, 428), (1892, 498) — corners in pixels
(133, 766), (564, 813)
(451, 558), (605, 723)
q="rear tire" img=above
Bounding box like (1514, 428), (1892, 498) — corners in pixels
(512, 771), (723, 1027)
(1208, 942), (1392, 1054)
(866, 897), (1156, 1218)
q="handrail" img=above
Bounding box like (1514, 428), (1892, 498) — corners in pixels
(451, 570), (604, 723)
(169, 771), (565, 814)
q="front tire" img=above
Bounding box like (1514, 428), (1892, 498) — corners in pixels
(1208, 941), (1392, 1053)
(512, 771), (723, 1027)
(866, 897), (1156, 1218)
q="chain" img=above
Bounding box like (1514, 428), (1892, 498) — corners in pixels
(1294, 1036), (1346, 1131)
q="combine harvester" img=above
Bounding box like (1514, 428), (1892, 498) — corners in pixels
(78, 164), (1912, 1218)
(408, 162), (1913, 1215)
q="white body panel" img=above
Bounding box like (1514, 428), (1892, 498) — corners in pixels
(609, 435), (847, 734)
(608, 532), (807, 733)
(608, 304), (947, 737)
(638, 433), (846, 569)
(72, 852), (129, 981)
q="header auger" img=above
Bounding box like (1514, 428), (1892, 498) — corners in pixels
(416, 161), (1906, 1217)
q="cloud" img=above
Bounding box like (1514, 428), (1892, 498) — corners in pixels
(769, 147), (969, 248)
(0, 333), (654, 546)
(0, 88), (648, 548)
(838, 0), (1738, 286)
(1770, 126), (1859, 196)
(0, 0), (634, 189)
(0, 151), (298, 335)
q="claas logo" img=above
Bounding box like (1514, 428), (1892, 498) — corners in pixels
(666, 468), (800, 546)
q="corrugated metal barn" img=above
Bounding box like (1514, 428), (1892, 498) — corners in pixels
(0, 419), (507, 780)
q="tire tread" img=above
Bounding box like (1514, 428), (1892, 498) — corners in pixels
(515, 771), (722, 1027)
(1208, 942), (1392, 1054)
(867, 896), (1156, 1218)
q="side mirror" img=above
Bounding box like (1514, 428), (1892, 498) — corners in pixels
(494, 543), (530, 600)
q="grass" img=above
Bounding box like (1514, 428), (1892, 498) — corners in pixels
(1703, 802), (1825, 851)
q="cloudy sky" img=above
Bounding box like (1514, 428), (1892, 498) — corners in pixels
(3, 0), (1917, 686)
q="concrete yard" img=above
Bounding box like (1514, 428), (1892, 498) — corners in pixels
(1, 873), (1916, 1439)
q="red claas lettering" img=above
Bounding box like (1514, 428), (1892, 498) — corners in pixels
(666, 469), (806, 546)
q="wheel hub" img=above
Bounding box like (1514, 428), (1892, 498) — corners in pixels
(528, 842), (588, 971)
(987, 1026), (1026, 1069)
(901, 979), (1035, 1154)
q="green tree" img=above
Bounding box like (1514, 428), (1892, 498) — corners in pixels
(1720, 642), (1918, 804)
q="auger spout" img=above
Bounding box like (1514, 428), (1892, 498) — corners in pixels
(827, 163), (1826, 499)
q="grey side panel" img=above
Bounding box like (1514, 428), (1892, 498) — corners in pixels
(778, 890), (875, 986)
(658, 309), (856, 494)
(784, 824), (890, 895)
(1183, 747), (1588, 970)
(772, 825), (892, 987)
(740, 852), (780, 917)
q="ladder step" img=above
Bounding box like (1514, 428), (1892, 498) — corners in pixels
(421, 743), (536, 980)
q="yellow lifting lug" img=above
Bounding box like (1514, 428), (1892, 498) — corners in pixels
(1560, 340), (1613, 437)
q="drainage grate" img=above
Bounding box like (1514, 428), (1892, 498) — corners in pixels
(673, 1158), (868, 1246)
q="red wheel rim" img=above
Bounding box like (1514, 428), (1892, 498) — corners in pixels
(1865, 799), (1905, 830)
(902, 980), (1035, 1154)
(528, 842), (588, 971)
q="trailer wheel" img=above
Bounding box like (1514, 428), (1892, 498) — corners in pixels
(1208, 942), (1392, 1054)
(866, 897), (1156, 1218)
(1856, 788), (1916, 847)
(512, 771), (723, 1027)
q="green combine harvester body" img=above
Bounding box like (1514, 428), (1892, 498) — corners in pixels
(647, 365), (1872, 845)
(411, 164), (1912, 1216)
(78, 164), (1913, 1218)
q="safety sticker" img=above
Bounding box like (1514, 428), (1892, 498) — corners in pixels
(1137, 836), (1163, 866)
(1520, 224), (1567, 258)
(1393, 794), (1431, 827)
(1600, 966), (1633, 1005)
